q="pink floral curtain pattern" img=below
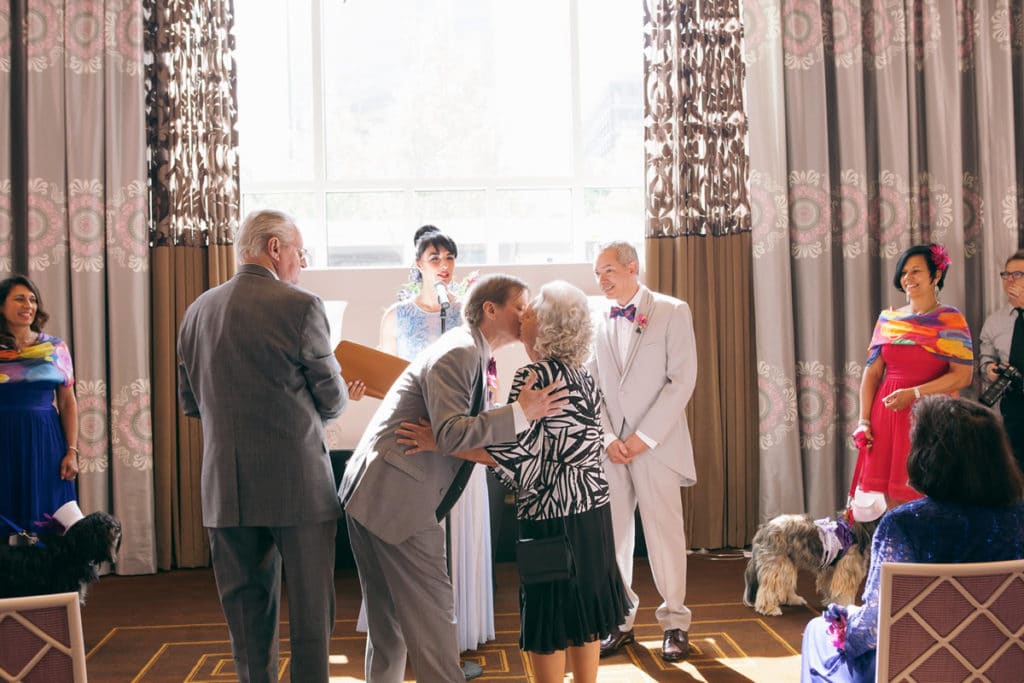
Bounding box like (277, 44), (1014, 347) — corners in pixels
(0, 0), (154, 573)
(644, 0), (751, 236)
(747, 0), (1023, 519)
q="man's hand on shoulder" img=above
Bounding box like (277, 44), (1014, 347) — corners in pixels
(516, 370), (570, 421)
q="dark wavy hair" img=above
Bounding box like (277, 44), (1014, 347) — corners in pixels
(907, 395), (1024, 506)
(0, 275), (50, 349)
(892, 243), (948, 292)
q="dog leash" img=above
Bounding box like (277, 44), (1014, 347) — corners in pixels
(0, 513), (46, 548)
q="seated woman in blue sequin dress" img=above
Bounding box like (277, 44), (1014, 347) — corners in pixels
(801, 394), (1024, 682)
(0, 275), (83, 544)
(377, 225), (496, 654)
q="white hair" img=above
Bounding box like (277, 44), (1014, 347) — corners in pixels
(597, 240), (639, 269)
(236, 209), (298, 261)
(532, 280), (593, 368)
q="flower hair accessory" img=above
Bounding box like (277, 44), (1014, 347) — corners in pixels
(635, 313), (649, 334)
(930, 244), (951, 272)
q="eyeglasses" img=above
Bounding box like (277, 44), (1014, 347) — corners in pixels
(297, 247), (311, 264)
(1000, 271), (1024, 281)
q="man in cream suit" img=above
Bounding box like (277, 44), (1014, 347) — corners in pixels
(339, 274), (567, 683)
(177, 209), (348, 683)
(589, 241), (698, 663)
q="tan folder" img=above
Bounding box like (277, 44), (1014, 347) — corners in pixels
(334, 340), (409, 399)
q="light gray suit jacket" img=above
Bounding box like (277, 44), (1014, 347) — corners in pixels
(177, 264), (347, 528)
(339, 325), (517, 545)
(588, 285), (698, 486)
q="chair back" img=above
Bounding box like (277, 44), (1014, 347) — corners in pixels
(876, 558), (1024, 683)
(0, 592), (87, 682)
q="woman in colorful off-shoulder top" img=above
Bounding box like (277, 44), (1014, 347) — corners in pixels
(0, 275), (82, 544)
(850, 244), (974, 509)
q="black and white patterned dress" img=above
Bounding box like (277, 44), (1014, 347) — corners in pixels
(488, 358), (629, 654)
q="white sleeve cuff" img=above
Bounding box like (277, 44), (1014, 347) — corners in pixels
(635, 430), (658, 450)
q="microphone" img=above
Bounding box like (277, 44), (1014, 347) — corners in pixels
(434, 282), (450, 310)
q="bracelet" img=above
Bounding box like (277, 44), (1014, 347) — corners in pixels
(857, 418), (871, 427)
(67, 445), (79, 454)
(913, 387), (922, 399)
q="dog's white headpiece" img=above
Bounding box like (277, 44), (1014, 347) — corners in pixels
(52, 501), (85, 532)
(850, 487), (886, 522)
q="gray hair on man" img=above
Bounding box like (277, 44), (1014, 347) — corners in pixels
(598, 240), (639, 269)
(532, 280), (594, 368)
(236, 209), (299, 262)
(463, 273), (528, 327)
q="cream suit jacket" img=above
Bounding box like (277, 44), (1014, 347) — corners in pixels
(588, 285), (698, 485)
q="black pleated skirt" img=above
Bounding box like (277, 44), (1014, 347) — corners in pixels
(516, 504), (629, 654)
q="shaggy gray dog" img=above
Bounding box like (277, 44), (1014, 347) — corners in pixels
(742, 511), (878, 616)
(0, 511), (121, 603)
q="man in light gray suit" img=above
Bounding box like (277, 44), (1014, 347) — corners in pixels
(588, 241), (698, 663)
(339, 274), (568, 683)
(177, 209), (348, 683)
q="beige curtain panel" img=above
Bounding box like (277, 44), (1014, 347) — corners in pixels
(643, 0), (756, 547)
(146, 0), (239, 569)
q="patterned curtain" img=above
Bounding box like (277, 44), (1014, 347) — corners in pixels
(643, 0), (758, 547)
(0, 0), (155, 574)
(747, 0), (1022, 519)
(145, 0), (239, 569)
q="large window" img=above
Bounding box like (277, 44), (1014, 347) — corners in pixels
(235, 1), (642, 268)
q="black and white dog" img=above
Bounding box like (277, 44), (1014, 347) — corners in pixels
(0, 511), (122, 603)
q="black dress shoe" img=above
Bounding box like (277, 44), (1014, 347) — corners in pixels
(462, 660), (483, 680)
(661, 628), (690, 662)
(599, 629), (635, 657)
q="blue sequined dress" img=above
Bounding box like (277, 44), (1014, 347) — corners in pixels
(800, 497), (1024, 682)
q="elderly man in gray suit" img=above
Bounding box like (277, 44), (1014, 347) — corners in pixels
(339, 273), (568, 683)
(177, 209), (349, 683)
(588, 240), (698, 663)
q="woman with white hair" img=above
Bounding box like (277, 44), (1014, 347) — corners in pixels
(399, 280), (628, 682)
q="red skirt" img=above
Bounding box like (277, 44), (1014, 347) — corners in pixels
(852, 344), (952, 502)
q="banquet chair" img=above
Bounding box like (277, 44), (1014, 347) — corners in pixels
(0, 591), (87, 682)
(875, 558), (1024, 683)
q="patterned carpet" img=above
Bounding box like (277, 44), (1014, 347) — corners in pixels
(82, 553), (816, 682)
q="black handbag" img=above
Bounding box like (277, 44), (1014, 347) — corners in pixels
(515, 532), (575, 585)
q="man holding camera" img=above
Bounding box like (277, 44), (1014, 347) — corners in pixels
(979, 249), (1024, 473)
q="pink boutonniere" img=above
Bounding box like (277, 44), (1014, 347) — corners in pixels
(635, 314), (649, 334)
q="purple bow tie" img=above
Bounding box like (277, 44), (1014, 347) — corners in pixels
(610, 304), (637, 322)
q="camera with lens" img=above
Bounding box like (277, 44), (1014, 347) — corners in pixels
(980, 363), (1024, 407)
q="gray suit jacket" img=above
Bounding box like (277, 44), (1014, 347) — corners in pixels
(588, 285), (698, 485)
(339, 325), (516, 545)
(177, 264), (347, 527)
